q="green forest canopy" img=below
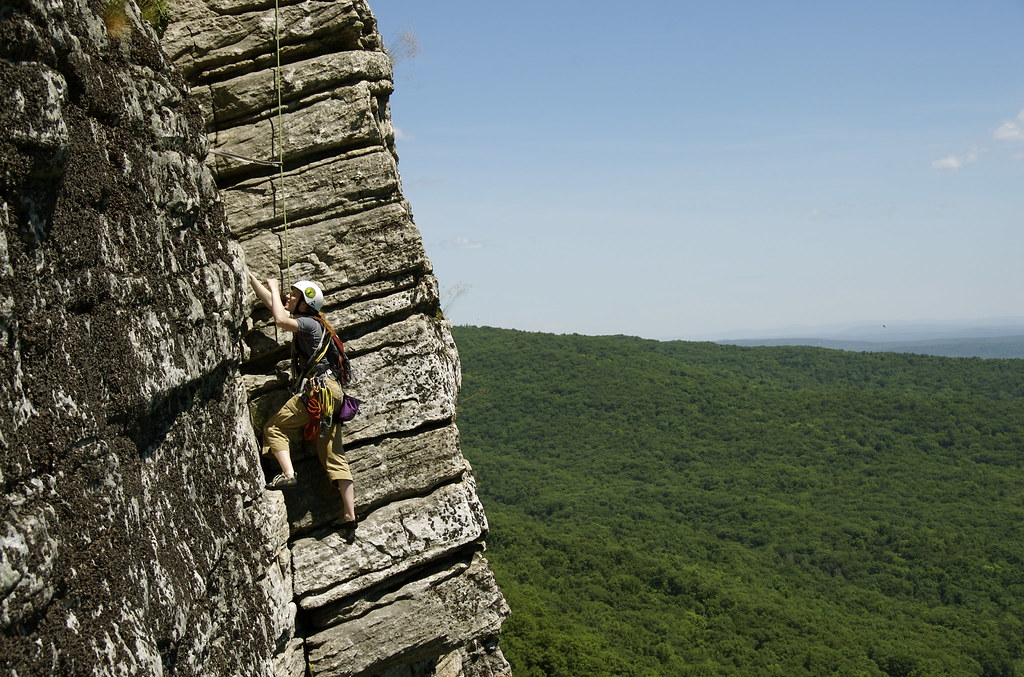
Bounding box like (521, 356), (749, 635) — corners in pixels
(451, 326), (1024, 677)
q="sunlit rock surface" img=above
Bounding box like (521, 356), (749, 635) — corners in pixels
(1, 0), (509, 673)
(163, 0), (510, 674)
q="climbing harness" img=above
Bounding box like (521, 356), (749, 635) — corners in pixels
(295, 319), (360, 435)
(295, 317), (333, 383)
(296, 319), (356, 438)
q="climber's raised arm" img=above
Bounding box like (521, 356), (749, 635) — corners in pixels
(247, 269), (274, 309)
(246, 270), (299, 333)
(265, 278), (300, 333)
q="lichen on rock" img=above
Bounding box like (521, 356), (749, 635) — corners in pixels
(2, 0), (509, 673)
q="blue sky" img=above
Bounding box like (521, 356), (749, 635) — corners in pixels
(371, 1), (1024, 340)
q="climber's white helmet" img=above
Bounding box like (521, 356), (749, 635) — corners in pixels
(291, 280), (324, 312)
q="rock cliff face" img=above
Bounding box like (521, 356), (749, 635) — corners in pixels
(1, 0), (509, 673)
(1, 0), (276, 673)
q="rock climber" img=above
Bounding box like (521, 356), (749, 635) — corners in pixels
(247, 270), (358, 541)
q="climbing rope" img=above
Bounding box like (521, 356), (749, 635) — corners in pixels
(209, 4), (291, 277)
(302, 394), (322, 440)
(273, 0), (291, 279)
(302, 377), (335, 440)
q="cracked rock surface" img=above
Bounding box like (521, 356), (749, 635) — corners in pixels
(1, 0), (280, 673)
(164, 0), (511, 675)
(2, 0), (509, 674)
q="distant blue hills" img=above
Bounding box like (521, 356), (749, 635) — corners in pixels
(717, 335), (1024, 359)
(712, 319), (1024, 358)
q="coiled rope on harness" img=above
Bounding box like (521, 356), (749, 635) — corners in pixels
(302, 375), (335, 441)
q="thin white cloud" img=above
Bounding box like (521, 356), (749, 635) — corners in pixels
(931, 155), (964, 171)
(447, 236), (483, 250)
(992, 110), (1024, 141)
(407, 177), (443, 190)
(932, 108), (1023, 171)
(393, 126), (412, 141)
(931, 147), (979, 172)
(993, 121), (1022, 141)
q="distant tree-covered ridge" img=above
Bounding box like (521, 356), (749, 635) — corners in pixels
(452, 326), (1024, 677)
(719, 335), (1024, 359)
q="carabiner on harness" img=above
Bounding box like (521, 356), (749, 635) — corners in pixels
(302, 374), (336, 441)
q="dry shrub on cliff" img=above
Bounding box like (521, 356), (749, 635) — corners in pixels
(101, 0), (130, 38)
(386, 31), (420, 66)
(101, 0), (170, 38)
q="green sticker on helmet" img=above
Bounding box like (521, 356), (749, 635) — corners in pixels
(305, 287), (315, 298)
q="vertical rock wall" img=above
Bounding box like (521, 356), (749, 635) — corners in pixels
(1, 0), (284, 674)
(163, 1), (510, 675)
(1, 0), (509, 673)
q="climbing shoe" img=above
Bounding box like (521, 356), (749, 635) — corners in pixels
(265, 473), (298, 490)
(332, 518), (357, 544)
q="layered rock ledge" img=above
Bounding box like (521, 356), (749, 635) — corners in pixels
(163, 0), (511, 674)
(1, 0), (509, 673)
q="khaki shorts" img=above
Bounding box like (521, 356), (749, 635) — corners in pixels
(261, 377), (352, 483)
